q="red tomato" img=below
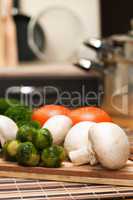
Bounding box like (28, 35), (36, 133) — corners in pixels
(32, 105), (70, 126)
(69, 107), (112, 125)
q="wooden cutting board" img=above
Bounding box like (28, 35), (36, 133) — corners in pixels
(0, 158), (133, 187)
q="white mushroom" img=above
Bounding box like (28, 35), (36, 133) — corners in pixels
(42, 115), (72, 145)
(0, 115), (18, 146)
(64, 121), (97, 166)
(89, 122), (130, 170)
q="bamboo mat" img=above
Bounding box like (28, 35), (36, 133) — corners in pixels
(0, 178), (133, 199)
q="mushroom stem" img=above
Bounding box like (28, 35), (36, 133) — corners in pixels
(69, 145), (97, 166)
(88, 141), (98, 165)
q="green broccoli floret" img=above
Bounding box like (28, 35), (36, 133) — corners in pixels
(33, 128), (53, 151)
(16, 125), (38, 142)
(5, 105), (32, 127)
(17, 142), (40, 166)
(0, 98), (21, 115)
(41, 145), (66, 168)
(3, 140), (20, 161)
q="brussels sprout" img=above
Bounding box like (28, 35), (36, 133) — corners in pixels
(33, 128), (53, 151)
(41, 145), (66, 168)
(17, 142), (40, 166)
(3, 140), (20, 161)
(16, 125), (37, 142)
(51, 145), (66, 161)
(29, 121), (41, 129)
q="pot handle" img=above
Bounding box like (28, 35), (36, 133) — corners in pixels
(74, 58), (104, 72)
(84, 38), (103, 51)
(84, 38), (113, 53)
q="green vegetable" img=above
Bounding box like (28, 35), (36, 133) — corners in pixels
(5, 105), (32, 127)
(3, 140), (20, 161)
(16, 125), (38, 142)
(41, 145), (65, 168)
(33, 128), (53, 151)
(0, 98), (21, 115)
(17, 142), (40, 166)
(28, 121), (41, 129)
(51, 145), (66, 161)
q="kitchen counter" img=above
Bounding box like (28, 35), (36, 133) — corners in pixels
(0, 106), (132, 200)
(0, 114), (133, 200)
(0, 63), (101, 78)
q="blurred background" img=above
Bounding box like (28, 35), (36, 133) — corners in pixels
(0, 0), (133, 116)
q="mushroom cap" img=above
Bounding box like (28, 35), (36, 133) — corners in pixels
(64, 121), (96, 153)
(89, 122), (130, 169)
(43, 115), (72, 144)
(0, 115), (18, 146)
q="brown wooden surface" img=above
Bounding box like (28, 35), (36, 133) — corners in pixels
(1, 158), (133, 187)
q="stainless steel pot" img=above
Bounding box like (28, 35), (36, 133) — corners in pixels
(75, 34), (133, 117)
